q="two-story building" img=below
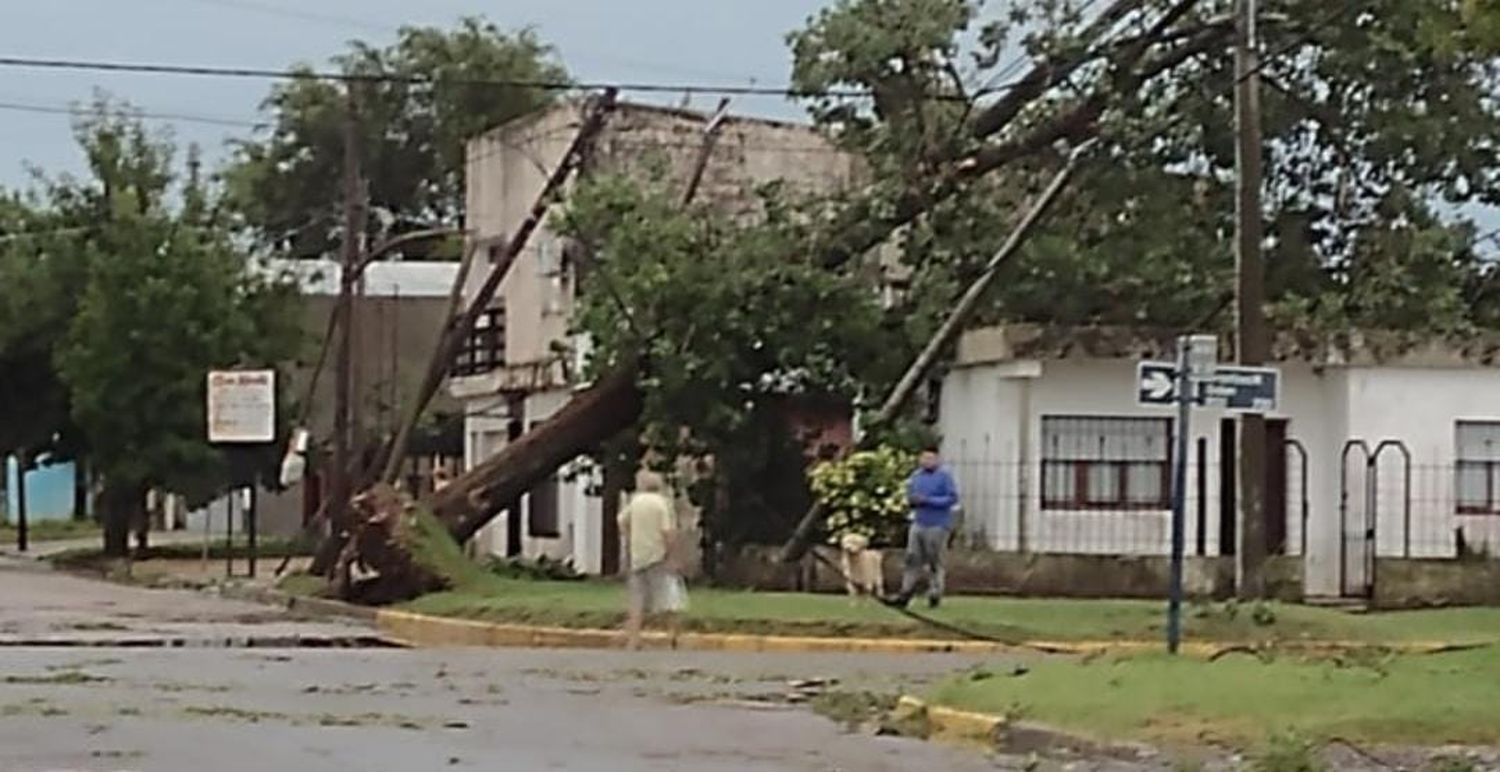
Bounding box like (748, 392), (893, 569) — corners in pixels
(451, 100), (862, 575)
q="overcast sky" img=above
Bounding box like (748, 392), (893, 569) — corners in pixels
(0, 0), (830, 187)
(2, 1), (1494, 241)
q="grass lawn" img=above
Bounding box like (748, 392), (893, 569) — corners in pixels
(397, 575), (1500, 645)
(0, 518), (98, 542)
(924, 645), (1500, 747)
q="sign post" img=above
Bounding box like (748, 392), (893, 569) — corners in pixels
(1138, 338), (1281, 654)
(207, 370), (276, 579)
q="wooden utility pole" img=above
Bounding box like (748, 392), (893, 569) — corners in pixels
(378, 89), (618, 485)
(324, 89), (363, 568)
(1234, 0), (1269, 599)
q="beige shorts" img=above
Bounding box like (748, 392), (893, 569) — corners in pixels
(628, 562), (687, 614)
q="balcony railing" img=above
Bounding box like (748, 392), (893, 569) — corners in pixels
(450, 306), (506, 378)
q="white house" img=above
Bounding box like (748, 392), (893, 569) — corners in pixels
(451, 99), (862, 574)
(938, 324), (1500, 600)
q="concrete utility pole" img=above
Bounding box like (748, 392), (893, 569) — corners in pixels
(1234, 0), (1269, 598)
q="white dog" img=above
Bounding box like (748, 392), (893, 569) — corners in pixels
(838, 532), (884, 601)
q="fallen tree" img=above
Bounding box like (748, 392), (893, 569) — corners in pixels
(330, 0), (1237, 600)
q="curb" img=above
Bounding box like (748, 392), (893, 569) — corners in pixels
(374, 609), (1026, 654)
(216, 584), (380, 623)
(211, 585), (1493, 658)
(368, 608), (1488, 657)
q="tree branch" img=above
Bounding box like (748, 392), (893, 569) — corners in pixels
(970, 0), (1153, 139)
(816, 11), (1229, 273)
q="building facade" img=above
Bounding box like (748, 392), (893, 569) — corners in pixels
(939, 324), (1500, 600)
(453, 100), (862, 574)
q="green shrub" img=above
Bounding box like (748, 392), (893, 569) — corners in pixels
(808, 446), (913, 548)
(1251, 732), (1326, 772)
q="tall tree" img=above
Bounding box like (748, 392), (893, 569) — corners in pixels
(790, 0), (1499, 336)
(23, 104), (303, 556)
(223, 18), (569, 259)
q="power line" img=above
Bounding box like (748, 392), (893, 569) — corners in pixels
(0, 54), (945, 100)
(0, 99), (258, 128)
(151, 0), (395, 33)
(140, 0), (773, 84)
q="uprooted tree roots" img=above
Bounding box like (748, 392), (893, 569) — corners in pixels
(329, 484), (456, 605)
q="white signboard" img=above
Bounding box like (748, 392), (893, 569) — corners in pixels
(207, 370), (276, 443)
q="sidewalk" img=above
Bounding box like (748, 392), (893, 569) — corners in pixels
(0, 530), (203, 559)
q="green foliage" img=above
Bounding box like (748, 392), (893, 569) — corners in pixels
(0, 100), (301, 553)
(222, 18), (568, 258)
(808, 446), (914, 548)
(407, 505), (487, 589)
(789, 0), (1500, 339)
(47, 105), (299, 506)
(484, 555), (584, 582)
(1251, 732), (1327, 772)
(555, 172), (907, 543)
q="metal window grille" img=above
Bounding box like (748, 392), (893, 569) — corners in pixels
(1040, 416), (1171, 511)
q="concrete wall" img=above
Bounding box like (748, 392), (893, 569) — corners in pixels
(718, 545), (1238, 599)
(3, 458), (76, 523)
(462, 101), (861, 377)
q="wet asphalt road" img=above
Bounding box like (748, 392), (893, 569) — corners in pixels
(0, 647), (1006, 772)
(0, 552), (1004, 771)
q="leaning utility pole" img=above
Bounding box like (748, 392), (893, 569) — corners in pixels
(1234, 0), (1269, 599)
(780, 143), (1091, 564)
(324, 89), (364, 568)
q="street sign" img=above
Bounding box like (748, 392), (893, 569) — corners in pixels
(207, 370), (276, 443)
(1136, 361), (1279, 412)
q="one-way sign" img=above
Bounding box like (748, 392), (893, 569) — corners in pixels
(1136, 361), (1279, 412)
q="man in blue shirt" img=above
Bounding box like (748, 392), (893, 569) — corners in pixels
(890, 445), (960, 609)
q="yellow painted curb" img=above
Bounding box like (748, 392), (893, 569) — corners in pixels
(373, 609), (1487, 657)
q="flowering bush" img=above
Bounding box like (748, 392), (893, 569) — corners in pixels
(807, 446), (913, 548)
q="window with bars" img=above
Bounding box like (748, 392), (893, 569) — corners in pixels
(1041, 416), (1171, 510)
(1456, 422), (1500, 515)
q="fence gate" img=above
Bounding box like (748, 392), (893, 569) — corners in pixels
(1338, 439), (1412, 599)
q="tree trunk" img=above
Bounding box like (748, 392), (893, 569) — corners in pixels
(326, 366), (643, 601)
(133, 498), (150, 556)
(100, 483), (137, 558)
(427, 366), (644, 544)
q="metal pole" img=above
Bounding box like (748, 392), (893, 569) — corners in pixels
(247, 485), (258, 579)
(16, 451), (28, 553)
(225, 488), (235, 578)
(1167, 338), (1193, 655)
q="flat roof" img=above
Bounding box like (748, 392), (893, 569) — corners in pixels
(262, 258), (459, 298)
(956, 324), (1500, 369)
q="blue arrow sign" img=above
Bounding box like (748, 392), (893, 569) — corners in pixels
(1136, 361), (1279, 412)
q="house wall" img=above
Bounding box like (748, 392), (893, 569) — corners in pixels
(939, 353), (1500, 599)
(3, 458), (75, 523)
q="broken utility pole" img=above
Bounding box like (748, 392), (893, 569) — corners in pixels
(780, 143), (1094, 564)
(378, 89), (619, 486)
(311, 89), (366, 577)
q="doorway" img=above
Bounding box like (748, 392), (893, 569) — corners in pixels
(1265, 419), (1289, 555)
(1218, 417), (1290, 557)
